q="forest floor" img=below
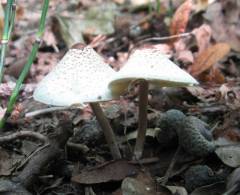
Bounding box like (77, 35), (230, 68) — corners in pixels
(0, 0), (240, 194)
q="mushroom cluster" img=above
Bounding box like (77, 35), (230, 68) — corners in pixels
(33, 44), (198, 160)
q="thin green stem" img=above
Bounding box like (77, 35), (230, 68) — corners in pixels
(2, 0), (14, 40)
(0, 0), (50, 129)
(8, 2), (16, 39)
(0, 0), (15, 82)
(156, 0), (161, 14)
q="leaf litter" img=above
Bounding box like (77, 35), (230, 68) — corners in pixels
(0, 0), (240, 194)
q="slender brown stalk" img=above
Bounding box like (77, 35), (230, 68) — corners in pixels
(134, 80), (149, 160)
(90, 102), (122, 159)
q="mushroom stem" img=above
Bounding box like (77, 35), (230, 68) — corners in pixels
(90, 102), (122, 160)
(133, 80), (149, 160)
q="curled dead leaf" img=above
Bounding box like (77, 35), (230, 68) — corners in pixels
(170, 0), (193, 36)
(192, 24), (212, 53)
(189, 43), (230, 76)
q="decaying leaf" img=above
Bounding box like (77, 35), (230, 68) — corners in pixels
(53, 2), (117, 47)
(167, 186), (188, 195)
(121, 172), (156, 195)
(189, 43), (230, 76)
(199, 66), (225, 84)
(215, 145), (240, 168)
(193, 0), (216, 12)
(170, 0), (193, 36)
(71, 160), (139, 184)
(226, 167), (240, 195)
(192, 24), (212, 53)
(0, 148), (23, 176)
(204, 2), (240, 52)
(191, 182), (225, 195)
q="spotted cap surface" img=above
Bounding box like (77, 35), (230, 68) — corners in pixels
(33, 46), (117, 106)
(108, 49), (198, 96)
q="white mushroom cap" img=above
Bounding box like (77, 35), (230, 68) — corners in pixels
(109, 49), (198, 95)
(33, 44), (117, 106)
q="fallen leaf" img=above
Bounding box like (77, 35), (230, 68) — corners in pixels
(191, 182), (225, 195)
(192, 24), (212, 53)
(71, 160), (139, 184)
(167, 186), (188, 195)
(16, 5), (25, 20)
(189, 43), (230, 76)
(176, 50), (194, 64)
(0, 148), (23, 176)
(215, 145), (240, 168)
(121, 172), (156, 195)
(170, 0), (193, 36)
(208, 67), (225, 84)
(199, 67), (225, 84)
(53, 2), (117, 47)
(204, 2), (240, 52)
(226, 167), (240, 195)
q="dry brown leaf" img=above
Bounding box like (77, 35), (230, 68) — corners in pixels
(190, 43), (230, 76)
(170, 0), (193, 36)
(71, 160), (139, 184)
(176, 50), (194, 64)
(16, 5), (25, 20)
(198, 67), (225, 84)
(204, 2), (240, 52)
(208, 67), (225, 84)
(192, 24), (212, 53)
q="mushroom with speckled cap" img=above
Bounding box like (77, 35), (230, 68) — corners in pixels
(108, 48), (198, 160)
(33, 44), (122, 159)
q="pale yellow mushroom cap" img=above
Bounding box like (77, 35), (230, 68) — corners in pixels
(33, 45), (117, 106)
(109, 49), (198, 96)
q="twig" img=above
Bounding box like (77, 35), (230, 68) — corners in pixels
(138, 32), (193, 44)
(25, 106), (70, 118)
(0, 130), (49, 144)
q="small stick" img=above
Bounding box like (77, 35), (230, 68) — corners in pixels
(90, 102), (122, 159)
(138, 32), (193, 44)
(0, 130), (49, 144)
(134, 80), (149, 160)
(25, 106), (70, 118)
